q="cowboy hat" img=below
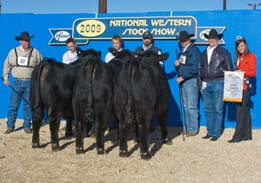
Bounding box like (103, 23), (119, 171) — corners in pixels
(15, 31), (34, 41)
(204, 29), (223, 40)
(176, 31), (194, 42)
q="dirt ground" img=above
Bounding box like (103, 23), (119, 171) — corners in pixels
(0, 119), (260, 183)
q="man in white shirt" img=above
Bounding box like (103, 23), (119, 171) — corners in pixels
(62, 38), (81, 64)
(105, 35), (123, 63)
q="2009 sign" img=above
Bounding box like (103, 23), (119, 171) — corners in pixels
(76, 20), (106, 37)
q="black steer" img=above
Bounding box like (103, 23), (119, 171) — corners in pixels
(30, 49), (101, 151)
(72, 54), (114, 154)
(114, 51), (170, 159)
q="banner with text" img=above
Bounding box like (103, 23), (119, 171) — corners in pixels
(49, 16), (225, 45)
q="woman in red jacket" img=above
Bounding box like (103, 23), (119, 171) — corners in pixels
(228, 36), (257, 143)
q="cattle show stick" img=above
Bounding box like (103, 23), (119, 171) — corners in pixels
(179, 85), (186, 142)
(175, 49), (186, 142)
(1, 77), (30, 105)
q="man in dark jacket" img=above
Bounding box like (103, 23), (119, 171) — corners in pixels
(135, 31), (163, 67)
(175, 31), (201, 136)
(199, 29), (233, 141)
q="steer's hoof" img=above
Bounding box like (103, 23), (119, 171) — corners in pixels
(51, 144), (60, 152)
(88, 133), (96, 138)
(76, 147), (84, 154)
(163, 137), (172, 145)
(97, 148), (105, 155)
(140, 152), (151, 160)
(119, 150), (128, 157)
(32, 143), (40, 148)
(65, 132), (74, 139)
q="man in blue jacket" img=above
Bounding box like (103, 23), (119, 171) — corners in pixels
(199, 29), (233, 141)
(175, 31), (201, 136)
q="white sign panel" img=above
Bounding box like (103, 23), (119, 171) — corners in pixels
(223, 71), (244, 102)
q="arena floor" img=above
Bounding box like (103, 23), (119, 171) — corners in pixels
(0, 119), (260, 183)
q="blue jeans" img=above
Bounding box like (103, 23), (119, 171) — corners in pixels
(202, 80), (224, 138)
(180, 78), (199, 134)
(6, 79), (32, 129)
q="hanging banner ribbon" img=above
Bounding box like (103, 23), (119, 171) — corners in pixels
(223, 71), (244, 102)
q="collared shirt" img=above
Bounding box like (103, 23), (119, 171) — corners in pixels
(182, 43), (191, 53)
(142, 44), (153, 51)
(62, 50), (78, 64)
(207, 45), (217, 64)
(20, 46), (30, 52)
(105, 48), (123, 63)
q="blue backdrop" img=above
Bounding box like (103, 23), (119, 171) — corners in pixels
(0, 10), (260, 128)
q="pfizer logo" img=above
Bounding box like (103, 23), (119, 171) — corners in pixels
(199, 29), (211, 41)
(54, 31), (70, 42)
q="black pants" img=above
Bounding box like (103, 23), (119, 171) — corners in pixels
(232, 90), (252, 140)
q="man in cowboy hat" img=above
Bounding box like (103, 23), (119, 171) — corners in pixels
(199, 29), (233, 141)
(175, 31), (201, 136)
(3, 31), (42, 134)
(134, 31), (163, 66)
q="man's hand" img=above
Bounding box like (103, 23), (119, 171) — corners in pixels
(176, 77), (184, 84)
(175, 60), (180, 67)
(4, 79), (10, 86)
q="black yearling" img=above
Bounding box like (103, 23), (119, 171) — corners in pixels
(115, 51), (171, 159)
(73, 54), (114, 154)
(30, 49), (101, 151)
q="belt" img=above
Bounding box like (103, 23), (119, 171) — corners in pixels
(14, 78), (31, 80)
(202, 78), (223, 82)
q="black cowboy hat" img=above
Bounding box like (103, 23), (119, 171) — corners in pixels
(204, 29), (223, 40)
(15, 31), (34, 41)
(176, 31), (194, 42)
(142, 31), (153, 39)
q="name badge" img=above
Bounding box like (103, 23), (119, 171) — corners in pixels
(18, 56), (29, 66)
(179, 55), (186, 64)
